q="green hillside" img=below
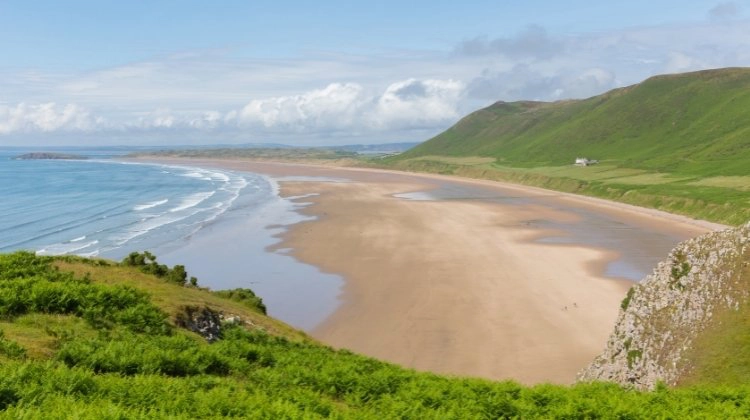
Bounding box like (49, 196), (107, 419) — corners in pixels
(387, 68), (750, 225)
(399, 68), (750, 174)
(2, 251), (750, 418)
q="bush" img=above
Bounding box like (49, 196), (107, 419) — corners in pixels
(0, 251), (55, 281)
(0, 387), (19, 411)
(621, 287), (636, 311)
(0, 252), (170, 334)
(0, 330), (26, 360)
(122, 252), (192, 286)
(213, 288), (267, 314)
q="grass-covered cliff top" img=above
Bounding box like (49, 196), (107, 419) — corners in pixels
(2, 251), (750, 417)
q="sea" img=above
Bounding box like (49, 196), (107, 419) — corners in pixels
(0, 148), (342, 330)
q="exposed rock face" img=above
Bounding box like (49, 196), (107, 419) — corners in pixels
(578, 222), (750, 390)
(174, 306), (223, 342)
(174, 305), (248, 342)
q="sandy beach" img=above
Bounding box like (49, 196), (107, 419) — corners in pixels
(139, 158), (718, 384)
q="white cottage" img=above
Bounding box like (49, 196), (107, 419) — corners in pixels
(574, 157), (598, 166)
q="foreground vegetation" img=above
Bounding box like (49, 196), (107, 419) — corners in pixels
(384, 68), (750, 225)
(2, 252), (750, 417)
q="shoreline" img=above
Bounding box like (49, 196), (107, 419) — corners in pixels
(135, 157), (728, 232)
(133, 157), (719, 384)
(125, 160), (345, 331)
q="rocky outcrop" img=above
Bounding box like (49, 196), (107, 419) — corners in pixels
(578, 222), (750, 390)
(174, 306), (246, 342)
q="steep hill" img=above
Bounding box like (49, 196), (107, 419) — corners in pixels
(384, 68), (750, 225)
(399, 68), (750, 175)
(579, 222), (750, 389)
(3, 251), (750, 417)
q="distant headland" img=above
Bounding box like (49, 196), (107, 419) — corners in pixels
(14, 152), (88, 160)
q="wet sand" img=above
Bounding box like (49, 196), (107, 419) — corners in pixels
(137, 158), (721, 384)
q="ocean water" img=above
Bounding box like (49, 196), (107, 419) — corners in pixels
(0, 149), (342, 330)
(0, 150), (262, 259)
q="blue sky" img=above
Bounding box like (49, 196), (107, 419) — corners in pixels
(1, 1), (748, 146)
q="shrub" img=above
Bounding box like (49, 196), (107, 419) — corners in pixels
(670, 250), (691, 289)
(0, 251), (54, 281)
(627, 350), (643, 369)
(0, 387), (19, 411)
(213, 288), (267, 314)
(0, 330), (26, 360)
(122, 252), (193, 286)
(621, 287), (636, 311)
(0, 252), (170, 334)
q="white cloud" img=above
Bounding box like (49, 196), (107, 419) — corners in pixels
(130, 108), (176, 129)
(188, 111), (222, 129)
(467, 65), (617, 101)
(0, 77), (464, 140)
(126, 108), (229, 131)
(236, 78), (464, 133)
(663, 51), (708, 74)
(371, 79), (465, 129)
(238, 83), (365, 130)
(463, 18), (750, 102)
(560, 68), (617, 99)
(0, 102), (97, 134)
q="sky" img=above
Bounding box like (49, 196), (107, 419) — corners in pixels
(1, 1), (749, 147)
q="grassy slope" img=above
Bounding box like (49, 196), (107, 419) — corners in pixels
(399, 68), (750, 174)
(678, 247), (750, 387)
(387, 68), (750, 225)
(2, 252), (750, 417)
(52, 260), (301, 341)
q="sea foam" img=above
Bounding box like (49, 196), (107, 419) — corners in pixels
(133, 199), (169, 211)
(169, 191), (215, 213)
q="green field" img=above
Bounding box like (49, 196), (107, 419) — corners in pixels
(2, 251), (750, 418)
(381, 156), (750, 225)
(385, 68), (750, 226)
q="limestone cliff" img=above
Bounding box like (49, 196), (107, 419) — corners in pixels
(578, 222), (750, 390)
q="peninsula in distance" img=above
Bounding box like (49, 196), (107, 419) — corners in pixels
(14, 152), (88, 160)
